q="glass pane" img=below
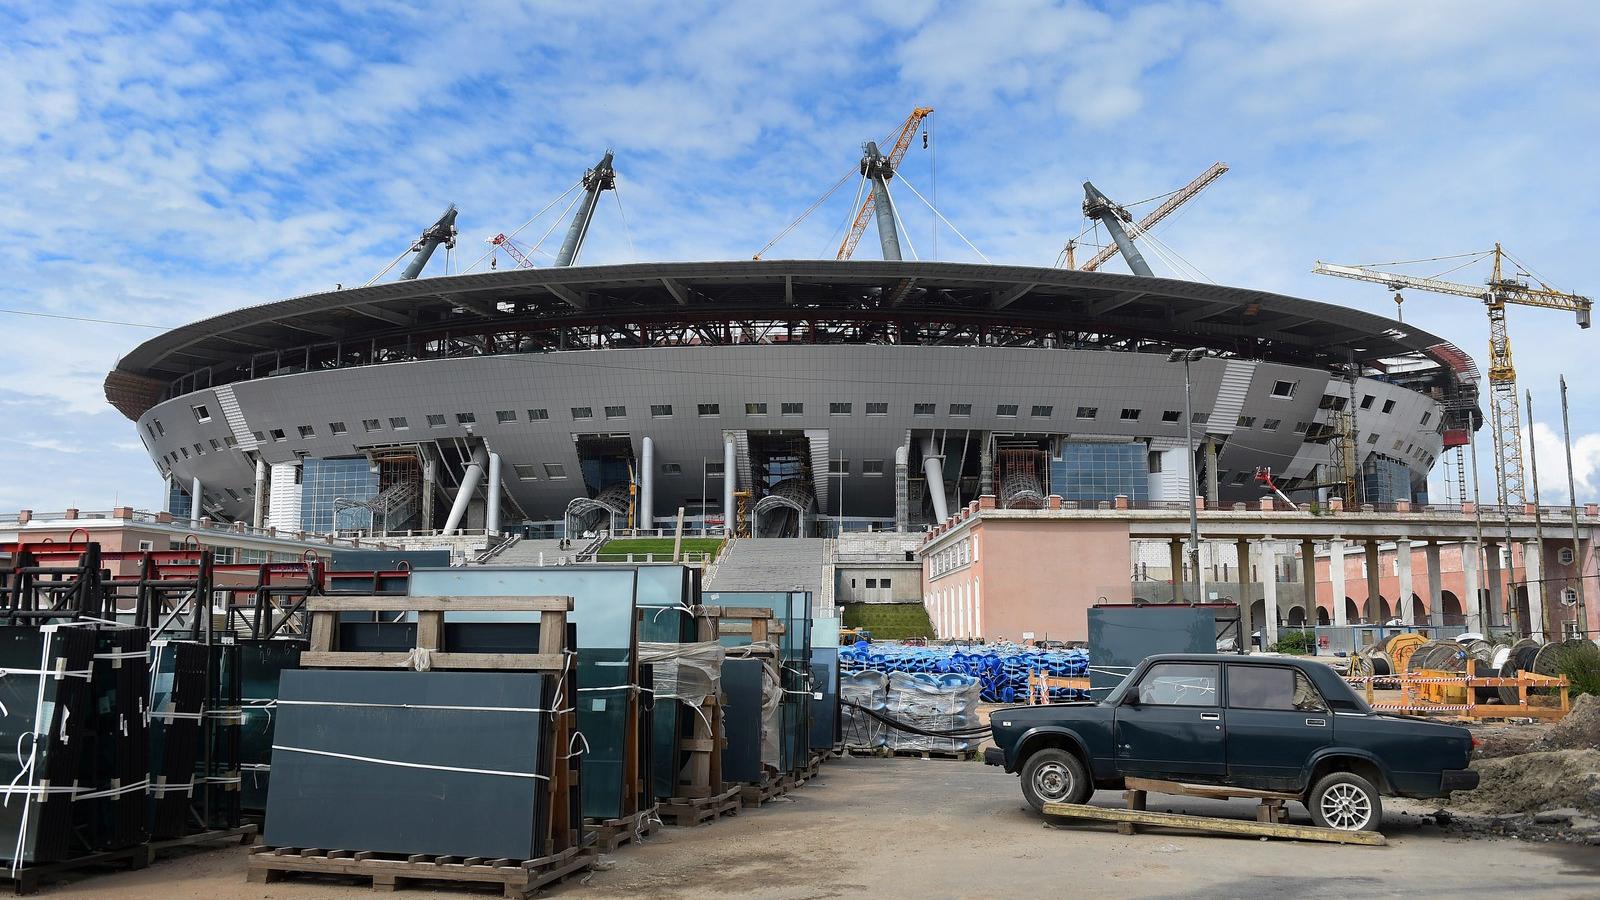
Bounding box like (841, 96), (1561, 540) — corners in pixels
(1136, 663), (1219, 706)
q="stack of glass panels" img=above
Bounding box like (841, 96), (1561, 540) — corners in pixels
(239, 641), (303, 815)
(706, 591), (813, 774)
(146, 641), (209, 839)
(264, 670), (551, 858)
(196, 643), (243, 831)
(635, 567), (696, 801)
(73, 626), (151, 851)
(0, 625), (98, 865)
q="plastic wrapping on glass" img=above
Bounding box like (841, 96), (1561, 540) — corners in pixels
(635, 567), (697, 801)
(882, 672), (982, 753)
(239, 640), (303, 813)
(840, 670), (888, 750)
(408, 566), (639, 821)
(704, 591), (813, 774)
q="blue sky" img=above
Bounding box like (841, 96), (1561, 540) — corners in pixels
(2, 0), (1597, 512)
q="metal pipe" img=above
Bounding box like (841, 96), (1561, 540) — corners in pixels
(921, 435), (950, 522)
(252, 458), (267, 528)
(862, 142), (902, 261)
(640, 437), (655, 530)
(189, 476), (202, 523)
(1560, 376), (1587, 632)
(400, 205), (458, 280)
(422, 458), (437, 534)
(1082, 181), (1153, 277)
(555, 151), (615, 267)
(723, 436), (736, 537)
(485, 452), (502, 535)
(443, 447), (488, 536)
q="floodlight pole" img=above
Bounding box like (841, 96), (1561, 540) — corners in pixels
(1170, 349), (1206, 625)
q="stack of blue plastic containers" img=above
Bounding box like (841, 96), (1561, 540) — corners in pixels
(838, 641), (1090, 703)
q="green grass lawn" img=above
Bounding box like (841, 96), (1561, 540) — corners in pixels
(840, 602), (935, 641)
(594, 537), (726, 561)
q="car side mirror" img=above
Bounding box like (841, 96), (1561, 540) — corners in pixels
(1121, 693), (1141, 707)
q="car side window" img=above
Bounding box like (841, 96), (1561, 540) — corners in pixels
(1134, 663), (1220, 707)
(1227, 665), (1326, 712)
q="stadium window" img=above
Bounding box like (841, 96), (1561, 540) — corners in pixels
(881, 577), (892, 589)
(604, 405), (627, 418)
(1148, 451), (1163, 473)
(1393, 438), (1405, 451)
(914, 403), (936, 416)
(154, 419), (165, 436)
(1293, 421), (1310, 433)
(389, 416), (409, 430)
(830, 402), (852, 415)
(1262, 418), (1281, 431)
(949, 403), (971, 416)
(866, 402), (888, 416)
(705, 461), (725, 476)
(781, 402), (804, 415)
(1120, 408), (1141, 421)
(297, 425), (316, 439)
(1271, 380), (1298, 398)
(224, 488), (241, 501)
(270, 428), (287, 442)
(1420, 411), (1432, 426)
(1382, 399), (1396, 414)
(513, 464), (539, 480)
(543, 463), (567, 478)
(1360, 395), (1375, 410)
(193, 443), (204, 455)
(528, 408), (549, 420)
(224, 436), (238, 448)
(329, 421), (347, 435)
(698, 403), (720, 416)
(863, 459), (885, 475)
(362, 418), (382, 432)
(496, 410), (517, 424)
(1031, 405), (1053, 417)
(146, 423), (157, 440)
(251, 431), (265, 442)
(192, 404), (211, 423)
(996, 404), (1018, 417)
(427, 414), (447, 427)
(209, 439), (222, 451)
(1191, 412), (1209, 425)
(1237, 416), (1256, 428)
(829, 459), (849, 475)
(1161, 410), (1182, 423)
(661, 463), (682, 474)
(456, 412), (476, 425)
(571, 407), (593, 419)
(1366, 433), (1379, 444)
(650, 404), (673, 417)
(180, 446), (190, 459)
(865, 578), (878, 589)
(746, 402), (767, 415)
(1076, 406), (1098, 419)
(1232, 472), (1250, 484)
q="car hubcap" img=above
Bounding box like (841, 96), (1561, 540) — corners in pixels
(1033, 762), (1072, 802)
(1320, 783), (1372, 830)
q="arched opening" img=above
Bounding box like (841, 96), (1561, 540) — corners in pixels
(1287, 606), (1307, 627)
(1408, 593), (1427, 623)
(1249, 599), (1265, 630)
(1441, 590), (1464, 626)
(1344, 597), (1361, 624)
(1509, 586), (1532, 634)
(1365, 594), (1392, 622)
(1316, 606), (1331, 626)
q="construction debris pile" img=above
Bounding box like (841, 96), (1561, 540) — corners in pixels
(841, 641), (1089, 702)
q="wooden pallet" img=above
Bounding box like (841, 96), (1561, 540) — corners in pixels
(247, 844), (592, 898)
(658, 785), (742, 827)
(0, 826), (258, 895)
(889, 747), (978, 761)
(1041, 801), (1385, 846)
(586, 805), (661, 852)
(738, 773), (791, 807)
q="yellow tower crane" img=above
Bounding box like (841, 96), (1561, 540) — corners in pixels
(1313, 245), (1591, 506)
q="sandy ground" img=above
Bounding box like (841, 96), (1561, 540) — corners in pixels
(38, 756), (1600, 900)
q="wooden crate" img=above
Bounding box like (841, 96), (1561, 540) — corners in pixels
(0, 826), (257, 895)
(587, 806), (662, 852)
(658, 785), (742, 827)
(246, 844), (591, 898)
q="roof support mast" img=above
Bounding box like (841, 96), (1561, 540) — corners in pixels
(400, 205), (459, 280)
(1082, 182), (1153, 277)
(861, 141), (903, 261)
(554, 151), (616, 267)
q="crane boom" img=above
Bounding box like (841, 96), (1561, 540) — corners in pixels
(488, 233), (534, 269)
(837, 107), (932, 260)
(1080, 162), (1228, 272)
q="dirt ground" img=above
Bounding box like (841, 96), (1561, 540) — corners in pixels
(40, 756), (1600, 900)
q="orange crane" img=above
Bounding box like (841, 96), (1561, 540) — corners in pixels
(836, 107), (933, 260)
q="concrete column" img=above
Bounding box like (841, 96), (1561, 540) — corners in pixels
(1260, 540), (1280, 647)
(723, 436), (736, 537)
(1524, 541), (1546, 640)
(1485, 542), (1504, 629)
(1330, 538), (1348, 626)
(1204, 438), (1219, 504)
(921, 435), (950, 523)
(1396, 538), (1414, 626)
(893, 444), (909, 532)
(1463, 540), (1483, 634)
(1425, 541), (1444, 629)
(1169, 539), (1185, 603)
(1300, 539), (1317, 627)
(1235, 537), (1253, 650)
(1365, 541), (1382, 621)
(485, 452), (503, 535)
(422, 458), (437, 535)
(639, 437), (655, 530)
(443, 446), (487, 536)
(252, 458), (267, 528)
(189, 476), (202, 524)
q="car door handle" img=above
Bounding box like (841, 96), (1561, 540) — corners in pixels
(1200, 713), (1220, 721)
(1306, 718), (1327, 727)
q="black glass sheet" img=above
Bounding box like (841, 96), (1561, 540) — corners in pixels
(719, 658), (765, 784)
(0, 625), (97, 864)
(147, 640), (208, 839)
(239, 640), (302, 813)
(74, 626), (150, 851)
(264, 669), (549, 859)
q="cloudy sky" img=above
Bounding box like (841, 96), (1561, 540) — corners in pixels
(2, 0), (1597, 512)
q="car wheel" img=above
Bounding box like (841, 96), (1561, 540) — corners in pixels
(1020, 748), (1091, 813)
(1307, 772), (1382, 832)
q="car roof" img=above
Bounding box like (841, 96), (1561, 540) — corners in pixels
(1142, 653), (1319, 670)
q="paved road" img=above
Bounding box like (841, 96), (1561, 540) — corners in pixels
(46, 756), (1600, 899)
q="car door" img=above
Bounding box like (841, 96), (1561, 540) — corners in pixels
(1114, 662), (1225, 779)
(1224, 664), (1332, 791)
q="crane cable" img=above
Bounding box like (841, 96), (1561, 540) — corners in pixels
(612, 176), (638, 261)
(826, 172), (871, 257)
(892, 171), (990, 263)
(753, 169), (854, 259)
(460, 179), (585, 272)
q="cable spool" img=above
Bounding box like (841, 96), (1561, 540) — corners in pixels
(1384, 632), (1428, 673)
(1497, 638), (1542, 705)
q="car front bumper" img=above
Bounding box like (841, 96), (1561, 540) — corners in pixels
(983, 747), (1006, 768)
(1441, 768), (1480, 792)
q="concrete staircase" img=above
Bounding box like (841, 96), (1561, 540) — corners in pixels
(487, 538), (576, 566)
(705, 538), (829, 600)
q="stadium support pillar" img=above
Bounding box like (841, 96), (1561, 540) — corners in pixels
(722, 436), (736, 537)
(1364, 541), (1382, 621)
(1204, 438), (1219, 504)
(640, 437), (655, 530)
(443, 446), (487, 536)
(1260, 540), (1280, 648)
(555, 151), (615, 267)
(189, 476), (202, 524)
(485, 452), (503, 535)
(1082, 181), (1154, 277)
(862, 142), (902, 261)
(1524, 540), (1546, 640)
(1425, 541), (1443, 628)
(400, 205), (458, 280)
(1485, 541), (1504, 628)
(921, 435), (950, 523)
(252, 458), (267, 528)
(1301, 539), (1317, 627)
(1463, 540), (1483, 633)
(422, 458), (437, 534)
(1235, 537), (1253, 651)
(893, 444), (909, 532)
(1396, 538), (1414, 625)
(1330, 538), (1348, 627)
